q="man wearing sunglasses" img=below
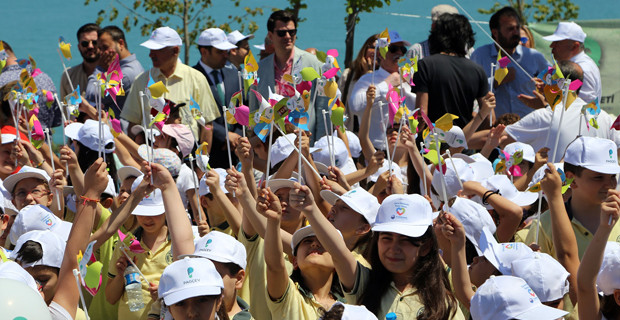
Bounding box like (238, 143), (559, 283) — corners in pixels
(60, 23), (101, 100)
(471, 7), (549, 118)
(349, 30), (416, 151)
(251, 10), (328, 141)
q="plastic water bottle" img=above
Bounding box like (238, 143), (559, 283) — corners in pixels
(124, 265), (144, 311)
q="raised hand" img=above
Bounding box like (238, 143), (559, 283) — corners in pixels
(440, 212), (466, 246)
(234, 137), (253, 167)
(60, 146), (79, 170)
(256, 187), (282, 220)
(141, 161), (175, 191)
(540, 163), (562, 196)
(288, 182), (315, 213)
(82, 158), (108, 199)
(224, 168), (247, 196)
(204, 169), (222, 194)
(49, 169), (67, 192)
(366, 85), (376, 105)
(366, 151), (385, 175)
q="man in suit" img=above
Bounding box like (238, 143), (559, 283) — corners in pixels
(193, 28), (243, 168)
(251, 10), (329, 141)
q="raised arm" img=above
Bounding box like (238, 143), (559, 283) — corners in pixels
(256, 188), (290, 300)
(540, 163), (579, 304)
(206, 169), (242, 236)
(577, 190), (620, 320)
(401, 125), (432, 196)
(513, 148), (548, 191)
(359, 85), (377, 161)
(441, 212), (475, 309)
(463, 92), (495, 140)
(288, 183), (358, 291)
(52, 158), (108, 319)
(234, 137), (258, 199)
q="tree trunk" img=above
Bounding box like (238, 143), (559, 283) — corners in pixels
(183, 0), (190, 64)
(344, 10), (358, 69)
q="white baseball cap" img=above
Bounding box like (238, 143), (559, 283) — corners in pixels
(542, 21), (586, 43)
(504, 142), (536, 163)
(103, 175), (116, 197)
(9, 204), (72, 245)
(227, 30), (254, 45)
(334, 130), (362, 158)
(65, 119), (115, 153)
(291, 225), (342, 255)
(158, 257), (224, 306)
(597, 241), (620, 295)
(198, 28), (237, 50)
(479, 175), (538, 208)
(270, 133), (319, 168)
(479, 227), (534, 275)
(470, 275), (569, 320)
(369, 160), (402, 183)
(323, 302), (378, 320)
(527, 163), (564, 192)
(313, 136), (349, 170)
(130, 176), (165, 216)
(266, 172), (304, 193)
(198, 168), (228, 196)
(3, 166), (51, 194)
(387, 30), (411, 47)
(511, 252), (570, 302)
(372, 194), (433, 238)
(183, 231), (247, 269)
(564, 136), (620, 175)
(444, 197), (496, 255)
(432, 158), (483, 202)
(10, 230), (66, 269)
(130, 125), (161, 142)
(431, 4), (459, 22)
(320, 188), (380, 225)
(0, 261), (40, 293)
(117, 166), (143, 183)
(141, 26), (183, 50)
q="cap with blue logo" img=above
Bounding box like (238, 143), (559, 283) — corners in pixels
(158, 257), (224, 306)
(372, 194), (433, 238)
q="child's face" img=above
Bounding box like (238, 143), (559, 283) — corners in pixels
(274, 187), (303, 230)
(377, 232), (422, 275)
(136, 214), (166, 234)
(169, 295), (221, 320)
(327, 200), (368, 242)
(12, 178), (52, 210)
(117, 177), (137, 206)
(570, 168), (617, 204)
(294, 236), (335, 271)
(468, 255), (499, 287)
(26, 265), (58, 305)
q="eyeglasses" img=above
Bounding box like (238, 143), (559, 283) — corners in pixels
(14, 188), (50, 200)
(80, 40), (97, 47)
(388, 45), (407, 54)
(275, 29), (297, 37)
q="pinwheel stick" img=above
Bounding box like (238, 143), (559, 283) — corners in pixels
(72, 269), (90, 320)
(222, 106), (234, 170)
(298, 128), (303, 182)
(138, 91), (154, 186)
(434, 132), (449, 207)
(274, 126), (321, 179)
(390, 115), (406, 169)
(379, 104), (393, 175)
(45, 128), (62, 212)
(188, 155), (204, 222)
(57, 48), (75, 93)
(118, 242), (149, 285)
(420, 141), (428, 196)
(489, 62), (496, 128)
(535, 190), (543, 244)
(22, 108), (32, 142)
(237, 71), (246, 138)
(321, 110), (335, 167)
(371, 44), (378, 85)
(265, 120), (275, 184)
(550, 80), (571, 162)
(445, 150), (463, 190)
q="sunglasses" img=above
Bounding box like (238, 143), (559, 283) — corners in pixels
(275, 29), (297, 37)
(388, 45), (407, 54)
(80, 40), (97, 47)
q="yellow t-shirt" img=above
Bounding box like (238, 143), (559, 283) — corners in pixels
(266, 278), (340, 320)
(524, 205), (620, 259)
(345, 262), (465, 320)
(120, 63), (220, 139)
(211, 220), (236, 238)
(107, 228), (173, 320)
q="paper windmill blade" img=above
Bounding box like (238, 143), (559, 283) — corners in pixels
(29, 114), (45, 148)
(494, 51), (510, 85)
(434, 113), (459, 132)
(330, 99), (346, 132)
(65, 85), (82, 108)
(195, 142), (211, 172)
(377, 28), (391, 59)
(321, 49), (340, 79)
(58, 36), (72, 60)
(19, 69), (37, 94)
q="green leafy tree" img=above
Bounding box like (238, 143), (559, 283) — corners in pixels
(84, 0), (264, 64)
(478, 0), (579, 24)
(344, 0), (398, 68)
(284, 0), (308, 23)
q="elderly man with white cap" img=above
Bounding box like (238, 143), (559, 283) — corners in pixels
(193, 28), (244, 169)
(121, 26), (220, 150)
(227, 30), (254, 69)
(543, 21), (602, 103)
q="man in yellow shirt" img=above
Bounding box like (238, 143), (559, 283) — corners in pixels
(121, 26), (220, 148)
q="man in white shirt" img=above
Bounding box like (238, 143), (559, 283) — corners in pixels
(348, 30), (416, 150)
(543, 21), (602, 103)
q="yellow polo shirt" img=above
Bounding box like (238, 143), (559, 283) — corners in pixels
(524, 202), (620, 259)
(266, 278), (343, 320)
(107, 228), (173, 320)
(345, 262), (465, 320)
(121, 63), (220, 139)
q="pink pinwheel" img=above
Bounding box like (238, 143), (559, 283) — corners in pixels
(387, 84), (405, 126)
(117, 229), (145, 254)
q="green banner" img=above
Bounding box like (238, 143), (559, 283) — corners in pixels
(529, 20), (620, 116)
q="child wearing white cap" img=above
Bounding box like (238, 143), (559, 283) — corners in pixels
(198, 168), (241, 237)
(525, 136), (620, 259)
(291, 187), (464, 319)
(158, 257), (227, 320)
(182, 231), (252, 319)
(577, 200), (620, 320)
(320, 187), (379, 268)
(3, 166), (63, 218)
(440, 212), (568, 320)
(257, 187), (345, 319)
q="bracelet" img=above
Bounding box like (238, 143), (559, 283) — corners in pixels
(482, 190), (500, 205)
(33, 159), (46, 168)
(80, 195), (100, 206)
